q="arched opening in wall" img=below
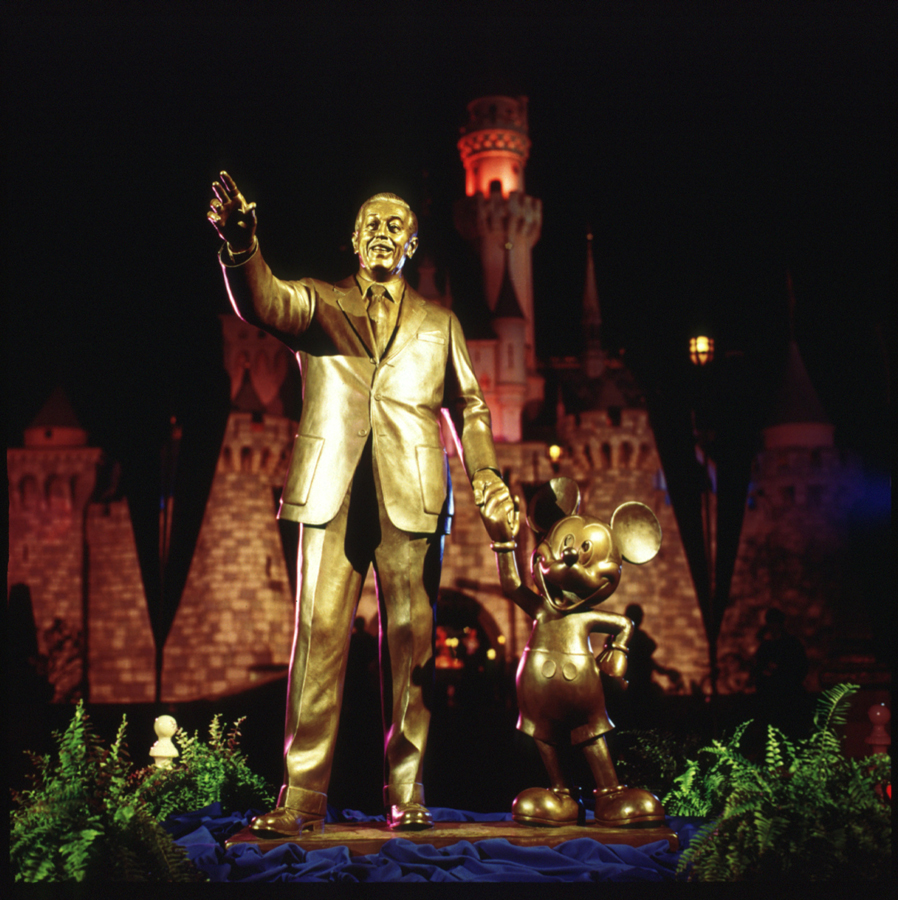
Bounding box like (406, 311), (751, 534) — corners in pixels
(619, 442), (633, 468)
(222, 446), (233, 470)
(607, 407), (622, 427)
(637, 443), (652, 469)
(601, 442), (613, 469)
(240, 447), (253, 473)
(46, 475), (72, 511)
(430, 589), (537, 811)
(20, 475), (40, 509)
(259, 448), (271, 472)
(435, 589), (508, 706)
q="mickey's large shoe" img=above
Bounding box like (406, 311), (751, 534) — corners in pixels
(512, 787), (580, 827)
(592, 785), (664, 827)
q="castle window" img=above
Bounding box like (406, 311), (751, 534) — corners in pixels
(607, 407), (621, 427)
(47, 475), (71, 511)
(601, 443), (612, 469)
(20, 475), (40, 508)
(240, 447), (253, 472)
(619, 442), (633, 468)
(637, 443), (652, 469)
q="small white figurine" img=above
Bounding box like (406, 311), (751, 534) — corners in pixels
(149, 715), (179, 769)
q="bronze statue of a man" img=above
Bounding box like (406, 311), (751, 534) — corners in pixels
(208, 172), (515, 835)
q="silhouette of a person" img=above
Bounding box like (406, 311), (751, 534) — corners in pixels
(751, 608), (810, 738)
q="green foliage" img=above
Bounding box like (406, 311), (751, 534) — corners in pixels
(10, 701), (203, 883)
(610, 728), (703, 798)
(11, 704), (276, 882)
(135, 715), (275, 823)
(664, 684), (892, 882)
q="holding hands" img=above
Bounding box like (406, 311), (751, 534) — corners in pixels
(473, 470), (518, 546)
(208, 171), (258, 253)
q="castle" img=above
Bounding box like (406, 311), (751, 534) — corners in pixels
(7, 96), (876, 705)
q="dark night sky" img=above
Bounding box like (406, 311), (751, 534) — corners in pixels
(5, 7), (892, 522)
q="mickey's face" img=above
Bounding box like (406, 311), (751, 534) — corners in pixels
(531, 516), (622, 613)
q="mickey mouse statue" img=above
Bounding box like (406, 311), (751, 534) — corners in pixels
(487, 477), (665, 828)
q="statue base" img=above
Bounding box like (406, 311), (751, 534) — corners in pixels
(225, 819), (679, 855)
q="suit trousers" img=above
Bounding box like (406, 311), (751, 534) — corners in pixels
(279, 438), (442, 816)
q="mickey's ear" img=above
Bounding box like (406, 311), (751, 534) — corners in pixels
(526, 477), (580, 536)
(610, 501), (662, 564)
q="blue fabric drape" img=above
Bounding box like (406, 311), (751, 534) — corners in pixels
(163, 804), (704, 882)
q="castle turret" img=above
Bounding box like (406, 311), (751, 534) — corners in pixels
(491, 249), (527, 441)
(454, 96), (543, 406)
(8, 388), (154, 702)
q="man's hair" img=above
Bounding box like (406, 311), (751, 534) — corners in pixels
(354, 193), (418, 238)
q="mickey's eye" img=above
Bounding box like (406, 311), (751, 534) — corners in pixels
(580, 540), (592, 554)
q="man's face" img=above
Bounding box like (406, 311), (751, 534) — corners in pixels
(351, 199), (418, 279)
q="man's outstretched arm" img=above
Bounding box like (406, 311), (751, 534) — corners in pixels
(208, 171), (313, 342)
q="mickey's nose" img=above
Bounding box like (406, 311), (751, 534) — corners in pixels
(562, 538), (578, 567)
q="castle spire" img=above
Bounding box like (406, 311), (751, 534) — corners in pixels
(491, 245), (528, 442)
(582, 230), (602, 334)
(581, 231), (606, 380)
(764, 276), (834, 448)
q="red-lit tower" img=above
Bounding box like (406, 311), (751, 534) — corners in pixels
(454, 96), (543, 413)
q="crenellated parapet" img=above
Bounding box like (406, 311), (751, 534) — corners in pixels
(7, 447), (102, 515)
(216, 411), (295, 483)
(556, 409), (659, 475)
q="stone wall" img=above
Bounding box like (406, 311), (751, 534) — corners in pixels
(86, 500), (156, 702)
(719, 445), (868, 692)
(7, 446), (101, 700)
(161, 412), (296, 700)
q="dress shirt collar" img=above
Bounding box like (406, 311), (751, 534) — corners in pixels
(355, 271), (406, 304)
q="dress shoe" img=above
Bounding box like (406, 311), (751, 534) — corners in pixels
(250, 806), (325, 837)
(512, 787), (579, 826)
(593, 785), (664, 827)
(387, 801), (433, 830)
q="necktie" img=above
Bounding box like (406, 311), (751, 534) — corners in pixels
(367, 285), (390, 357)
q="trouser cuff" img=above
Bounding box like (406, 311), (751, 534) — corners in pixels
(279, 784), (328, 816)
(384, 782), (425, 807)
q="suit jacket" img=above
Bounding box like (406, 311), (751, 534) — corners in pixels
(220, 245), (499, 533)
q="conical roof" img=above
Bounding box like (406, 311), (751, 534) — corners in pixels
(29, 385), (83, 428)
(492, 250), (525, 320)
(24, 386), (88, 447)
(768, 341), (830, 426)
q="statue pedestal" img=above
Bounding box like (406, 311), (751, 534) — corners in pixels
(225, 820), (678, 855)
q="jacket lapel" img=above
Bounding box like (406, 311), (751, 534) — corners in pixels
(334, 277), (376, 358)
(383, 287), (427, 364)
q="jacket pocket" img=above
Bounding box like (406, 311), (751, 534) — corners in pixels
(284, 434), (325, 506)
(416, 445), (448, 515)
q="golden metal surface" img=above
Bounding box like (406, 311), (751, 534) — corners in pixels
(209, 174), (514, 836)
(488, 478), (665, 827)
